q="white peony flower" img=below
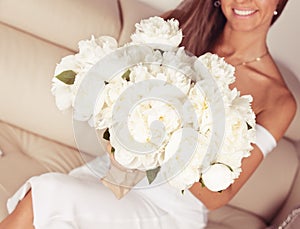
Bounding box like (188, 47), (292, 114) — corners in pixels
(110, 122), (163, 170)
(185, 83), (212, 131)
(76, 36), (118, 68)
(54, 55), (82, 76)
(162, 47), (197, 81)
(164, 128), (208, 190)
(128, 64), (154, 82)
(163, 68), (192, 95)
(168, 165), (201, 191)
(130, 16), (183, 50)
(198, 52), (236, 94)
(51, 78), (73, 111)
(52, 35), (119, 113)
(105, 77), (131, 107)
(94, 107), (113, 130)
(123, 100), (181, 144)
(145, 100), (181, 135)
(94, 76), (131, 129)
(201, 163), (235, 192)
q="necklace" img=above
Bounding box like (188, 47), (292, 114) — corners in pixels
(234, 51), (269, 67)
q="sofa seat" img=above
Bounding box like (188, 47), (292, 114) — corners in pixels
(206, 205), (266, 229)
(207, 138), (299, 228)
(0, 121), (84, 221)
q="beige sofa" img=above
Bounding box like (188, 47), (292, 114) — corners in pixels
(0, 0), (300, 228)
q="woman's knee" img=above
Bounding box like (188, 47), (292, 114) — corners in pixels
(0, 191), (34, 229)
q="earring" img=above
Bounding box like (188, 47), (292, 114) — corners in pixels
(274, 10), (278, 15)
(214, 0), (221, 8)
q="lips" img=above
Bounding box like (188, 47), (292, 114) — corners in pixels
(233, 9), (257, 16)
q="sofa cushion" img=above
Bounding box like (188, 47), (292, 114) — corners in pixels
(0, 0), (121, 51)
(0, 185), (9, 222)
(0, 23), (78, 148)
(207, 205), (266, 229)
(0, 121), (84, 221)
(228, 138), (299, 222)
(272, 168), (300, 227)
(274, 206), (300, 229)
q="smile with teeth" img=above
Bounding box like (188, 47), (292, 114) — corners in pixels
(233, 9), (257, 16)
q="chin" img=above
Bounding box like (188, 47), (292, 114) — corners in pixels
(228, 21), (265, 33)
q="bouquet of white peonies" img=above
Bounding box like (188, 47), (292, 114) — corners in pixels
(52, 16), (256, 195)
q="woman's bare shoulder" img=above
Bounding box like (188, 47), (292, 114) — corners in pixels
(251, 62), (297, 141)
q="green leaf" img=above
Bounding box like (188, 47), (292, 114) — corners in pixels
(121, 70), (131, 81)
(246, 122), (253, 130)
(55, 70), (77, 85)
(223, 164), (233, 172)
(146, 166), (161, 184)
(157, 49), (164, 55)
(214, 162), (233, 172)
(111, 147), (115, 155)
(227, 165), (234, 172)
(199, 177), (206, 188)
(103, 128), (110, 141)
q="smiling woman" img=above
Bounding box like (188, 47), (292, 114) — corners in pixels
(0, 0), (297, 229)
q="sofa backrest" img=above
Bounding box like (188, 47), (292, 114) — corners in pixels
(0, 0), (124, 151)
(0, 0), (121, 51)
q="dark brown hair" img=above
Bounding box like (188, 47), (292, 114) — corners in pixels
(164, 0), (289, 56)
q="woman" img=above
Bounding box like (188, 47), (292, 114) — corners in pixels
(0, 0), (296, 228)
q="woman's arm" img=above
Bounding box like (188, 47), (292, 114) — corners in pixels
(189, 145), (264, 210)
(189, 91), (297, 210)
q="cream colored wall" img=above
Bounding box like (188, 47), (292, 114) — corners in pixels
(268, 0), (300, 81)
(268, 0), (300, 142)
(138, 0), (181, 11)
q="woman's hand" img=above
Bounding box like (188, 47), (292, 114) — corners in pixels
(106, 142), (134, 172)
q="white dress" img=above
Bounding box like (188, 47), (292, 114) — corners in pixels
(7, 155), (208, 229)
(6, 124), (276, 229)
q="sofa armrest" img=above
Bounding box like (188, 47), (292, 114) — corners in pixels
(271, 162), (300, 227)
(0, 0), (121, 51)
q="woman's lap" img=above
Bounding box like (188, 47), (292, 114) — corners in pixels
(15, 173), (173, 228)
(7, 164), (207, 229)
